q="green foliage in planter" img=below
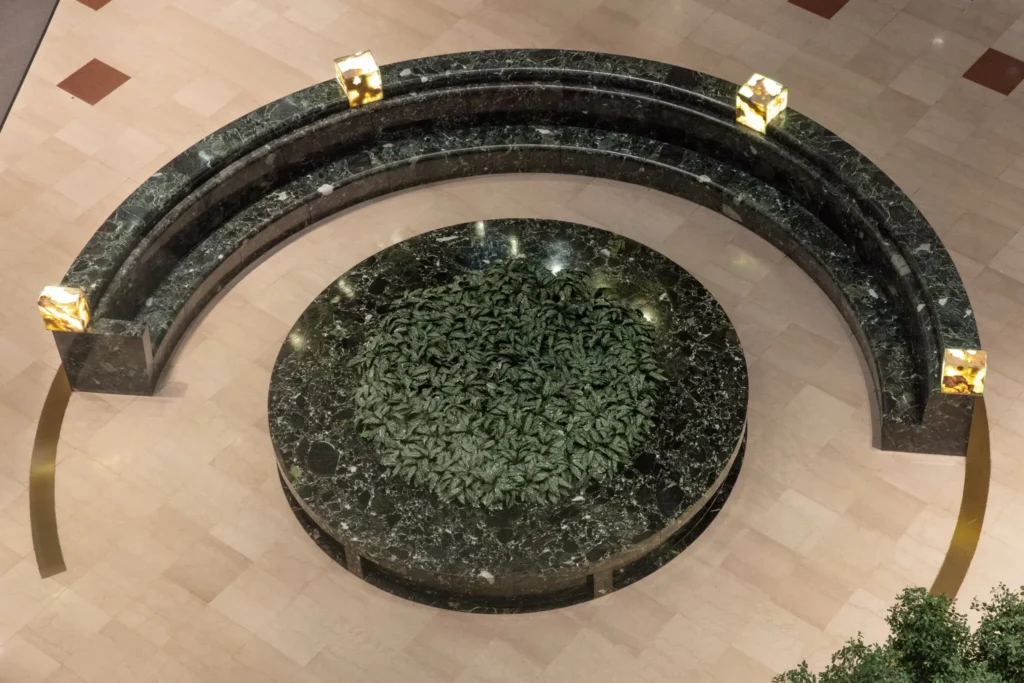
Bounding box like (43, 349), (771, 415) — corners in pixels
(775, 585), (1024, 683)
(887, 587), (971, 683)
(350, 258), (664, 509)
(971, 584), (1024, 681)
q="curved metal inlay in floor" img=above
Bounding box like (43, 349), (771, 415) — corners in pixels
(28, 255), (993, 596)
(29, 310), (994, 598)
(28, 365), (70, 578)
(930, 396), (991, 598)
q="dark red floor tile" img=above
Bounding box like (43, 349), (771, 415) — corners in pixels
(788, 0), (850, 19)
(57, 58), (129, 105)
(76, 0), (113, 9)
(963, 48), (1024, 96)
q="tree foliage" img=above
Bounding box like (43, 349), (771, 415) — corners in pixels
(886, 588), (970, 683)
(820, 637), (912, 683)
(774, 585), (1024, 683)
(935, 662), (1007, 683)
(970, 584), (1024, 681)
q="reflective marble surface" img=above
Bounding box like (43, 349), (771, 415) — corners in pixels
(268, 218), (748, 610)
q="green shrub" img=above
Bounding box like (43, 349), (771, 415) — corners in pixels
(935, 661), (1006, 683)
(886, 587), (970, 683)
(772, 638), (910, 683)
(971, 584), (1024, 680)
(820, 638), (910, 683)
(773, 661), (817, 683)
(774, 584), (1024, 683)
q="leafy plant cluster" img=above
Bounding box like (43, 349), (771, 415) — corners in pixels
(775, 585), (1024, 683)
(350, 258), (665, 509)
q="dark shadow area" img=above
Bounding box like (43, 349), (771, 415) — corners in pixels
(0, 0), (59, 132)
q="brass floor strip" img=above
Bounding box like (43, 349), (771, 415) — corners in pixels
(29, 364), (70, 578)
(930, 396), (991, 599)
(26, 365), (989, 593)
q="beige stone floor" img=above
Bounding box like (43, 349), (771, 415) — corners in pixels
(2, 0), (1024, 681)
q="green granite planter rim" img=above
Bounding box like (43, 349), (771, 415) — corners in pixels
(269, 218), (749, 593)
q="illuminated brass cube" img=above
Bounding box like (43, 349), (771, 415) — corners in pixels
(736, 74), (788, 134)
(38, 286), (90, 332)
(941, 349), (987, 395)
(334, 51), (383, 107)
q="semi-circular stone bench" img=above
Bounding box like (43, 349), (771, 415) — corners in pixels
(51, 49), (979, 455)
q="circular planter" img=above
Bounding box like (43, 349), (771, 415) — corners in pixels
(268, 218), (748, 611)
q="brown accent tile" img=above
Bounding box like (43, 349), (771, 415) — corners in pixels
(788, 0), (850, 20)
(964, 48), (1024, 96)
(56, 59), (129, 105)
(76, 0), (112, 8)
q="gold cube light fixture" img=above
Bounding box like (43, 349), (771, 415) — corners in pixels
(37, 286), (90, 333)
(941, 349), (987, 395)
(334, 51), (383, 107)
(736, 73), (788, 134)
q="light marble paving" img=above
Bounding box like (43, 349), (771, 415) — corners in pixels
(1, 0), (1024, 681)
